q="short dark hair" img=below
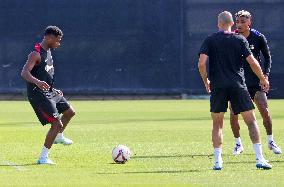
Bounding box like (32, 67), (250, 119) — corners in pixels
(235, 10), (252, 19)
(44, 26), (63, 37)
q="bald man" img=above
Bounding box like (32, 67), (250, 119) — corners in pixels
(198, 11), (271, 170)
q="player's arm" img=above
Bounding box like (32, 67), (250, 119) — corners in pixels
(198, 54), (211, 93)
(21, 51), (50, 91)
(246, 55), (269, 92)
(198, 37), (211, 93)
(260, 35), (272, 79)
(240, 35), (269, 91)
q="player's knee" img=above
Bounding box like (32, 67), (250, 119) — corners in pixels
(241, 110), (256, 123)
(69, 108), (75, 118)
(230, 115), (238, 123)
(51, 120), (63, 131)
(212, 123), (223, 131)
(66, 107), (75, 118)
(261, 107), (270, 115)
(242, 114), (256, 126)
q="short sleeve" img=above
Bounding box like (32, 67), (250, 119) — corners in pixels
(199, 37), (210, 56)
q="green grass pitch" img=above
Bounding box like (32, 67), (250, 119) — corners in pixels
(0, 100), (284, 186)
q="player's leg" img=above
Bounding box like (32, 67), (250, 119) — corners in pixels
(32, 97), (63, 165)
(229, 103), (244, 155)
(254, 91), (281, 154)
(38, 119), (63, 164)
(241, 110), (260, 144)
(60, 106), (75, 133)
(211, 112), (224, 170)
(44, 120), (63, 148)
(240, 110), (271, 169)
(231, 88), (271, 169)
(210, 88), (227, 170)
(54, 97), (75, 145)
(230, 105), (241, 138)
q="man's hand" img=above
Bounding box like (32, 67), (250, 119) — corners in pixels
(198, 54), (211, 93)
(36, 81), (50, 91)
(204, 79), (211, 93)
(246, 55), (270, 92)
(260, 78), (270, 92)
(53, 88), (63, 96)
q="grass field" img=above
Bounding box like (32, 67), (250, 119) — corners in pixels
(0, 100), (284, 186)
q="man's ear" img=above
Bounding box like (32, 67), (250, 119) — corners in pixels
(45, 35), (51, 42)
(248, 19), (252, 27)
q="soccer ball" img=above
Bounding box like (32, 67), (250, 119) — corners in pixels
(112, 145), (131, 164)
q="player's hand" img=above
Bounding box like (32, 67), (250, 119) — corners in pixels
(264, 75), (269, 81)
(36, 81), (50, 91)
(53, 88), (63, 96)
(260, 78), (269, 92)
(204, 79), (211, 93)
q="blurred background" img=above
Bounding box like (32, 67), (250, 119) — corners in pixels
(0, 0), (283, 98)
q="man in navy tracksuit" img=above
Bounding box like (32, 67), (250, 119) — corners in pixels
(230, 10), (281, 156)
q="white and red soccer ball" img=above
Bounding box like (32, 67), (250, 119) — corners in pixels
(112, 145), (131, 164)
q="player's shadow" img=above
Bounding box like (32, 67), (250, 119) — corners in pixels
(0, 163), (38, 167)
(78, 116), (211, 125)
(226, 160), (284, 164)
(268, 160), (284, 163)
(132, 153), (258, 159)
(132, 154), (213, 159)
(0, 122), (38, 126)
(96, 169), (202, 175)
(123, 169), (202, 174)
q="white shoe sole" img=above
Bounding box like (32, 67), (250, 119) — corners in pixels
(37, 160), (55, 165)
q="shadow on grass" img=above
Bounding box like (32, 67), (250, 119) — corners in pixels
(96, 169), (201, 175)
(269, 160), (284, 163)
(226, 161), (256, 164)
(132, 153), (256, 159)
(0, 117), (210, 127)
(0, 122), (38, 126)
(226, 160), (284, 164)
(0, 163), (38, 167)
(71, 117), (211, 126)
(132, 154), (213, 159)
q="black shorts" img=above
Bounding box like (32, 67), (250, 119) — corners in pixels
(28, 88), (70, 125)
(247, 85), (264, 100)
(210, 87), (254, 115)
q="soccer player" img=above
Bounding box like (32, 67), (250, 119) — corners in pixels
(198, 11), (271, 170)
(230, 10), (281, 155)
(21, 26), (75, 165)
